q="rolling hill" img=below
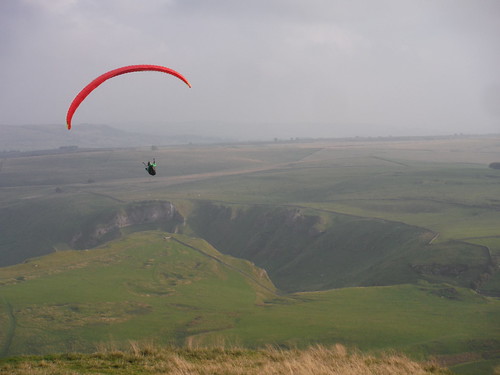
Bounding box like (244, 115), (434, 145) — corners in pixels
(0, 232), (277, 356)
(1, 135), (500, 373)
(1, 231), (499, 371)
(0, 124), (225, 152)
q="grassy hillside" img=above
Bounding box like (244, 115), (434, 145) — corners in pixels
(0, 195), (182, 267)
(1, 231), (499, 373)
(0, 232), (276, 356)
(0, 344), (452, 375)
(188, 201), (492, 292)
(0, 192), (119, 266)
(1, 136), (500, 373)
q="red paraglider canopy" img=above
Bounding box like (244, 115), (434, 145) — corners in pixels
(66, 64), (191, 130)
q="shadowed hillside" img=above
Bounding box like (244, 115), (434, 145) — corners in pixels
(0, 198), (183, 267)
(188, 201), (493, 292)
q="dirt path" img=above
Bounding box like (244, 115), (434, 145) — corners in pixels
(152, 161), (297, 186)
(80, 161), (299, 198)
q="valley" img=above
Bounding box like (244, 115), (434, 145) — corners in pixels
(1, 135), (500, 374)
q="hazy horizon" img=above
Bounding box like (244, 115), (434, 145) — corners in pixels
(1, 0), (499, 139)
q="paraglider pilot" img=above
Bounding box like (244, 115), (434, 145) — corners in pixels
(144, 159), (157, 176)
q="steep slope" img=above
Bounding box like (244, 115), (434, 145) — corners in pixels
(0, 231), (276, 356)
(0, 197), (183, 267)
(188, 201), (492, 292)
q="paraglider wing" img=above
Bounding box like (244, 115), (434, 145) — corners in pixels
(66, 65), (191, 130)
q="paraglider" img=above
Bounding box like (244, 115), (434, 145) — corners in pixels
(143, 159), (157, 176)
(66, 65), (191, 130)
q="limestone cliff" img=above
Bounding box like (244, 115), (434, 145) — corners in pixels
(71, 201), (183, 249)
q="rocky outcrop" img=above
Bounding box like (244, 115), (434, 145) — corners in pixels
(71, 201), (183, 249)
(411, 263), (469, 277)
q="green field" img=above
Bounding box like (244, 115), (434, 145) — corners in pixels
(0, 233), (275, 354)
(1, 232), (498, 368)
(1, 136), (500, 374)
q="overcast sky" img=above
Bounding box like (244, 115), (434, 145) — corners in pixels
(1, 0), (499, 139)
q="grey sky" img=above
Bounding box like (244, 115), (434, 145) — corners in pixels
(1, 0), (499, 139)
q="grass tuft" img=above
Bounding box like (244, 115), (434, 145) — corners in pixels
(0, 343), (452, 375)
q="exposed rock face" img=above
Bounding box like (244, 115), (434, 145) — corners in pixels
(411, 263), (469, 277)
(71, 201), (183, 249)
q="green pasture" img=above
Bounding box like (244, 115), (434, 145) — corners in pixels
(2, 136), (500, 373)
(203, 283), (500, 354)
(0, 144), (319, 188)
(0, 232), (274, 355)
(155, 149), (500, 248)
(0, 232), (499, 372)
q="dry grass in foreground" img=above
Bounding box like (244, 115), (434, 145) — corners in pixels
(0, 343), (452, 375)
